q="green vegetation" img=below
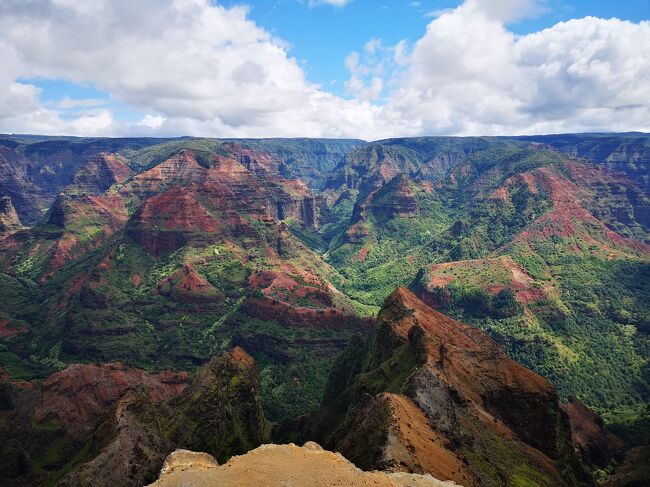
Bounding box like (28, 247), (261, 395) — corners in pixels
(1, 133), (648, 442)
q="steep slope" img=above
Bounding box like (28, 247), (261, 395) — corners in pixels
(0, 363), (189, 486)
(0, 196), (23, 237)
(0, 192), (129, 280)
(66, 153), (133, 195)
(0, 137), (167, 224)
(0, 348), (269, 487)
(307, 288), (588, 487)
(516, 133), (650, 191)
(0, 145), (371, 421)
(299, 137), (649, 440)
(561, 398), (625, 469)
(0, 133), (648, 468)
(407, 158), (649, 432)
(221, 138), (365, 188)
(58, 347), (270, 487)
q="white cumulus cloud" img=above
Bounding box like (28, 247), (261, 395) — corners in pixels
(0, 0), (647, 139)
(383, 1), (650, 135)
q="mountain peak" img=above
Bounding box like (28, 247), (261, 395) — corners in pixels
(317, 287), (585, 486)
(0, 195), (23, 235)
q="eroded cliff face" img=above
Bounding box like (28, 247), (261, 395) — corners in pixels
(310, 287), (589, 487)
(67, 153), (134, 195)
(0, 192), (129, 279)
(561, 398), (625, 469)
(0, 363), (189, 486)
(0, 196), (23, 237)
(0, 348), (270, 487)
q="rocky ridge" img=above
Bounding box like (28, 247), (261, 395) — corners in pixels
(147, 443), (459, 487)
(0, 196), (23, 237)
(0, 348), (269, 487)
(305, 287), (588, 486)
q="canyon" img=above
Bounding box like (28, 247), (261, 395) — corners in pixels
(0, 133), (648, 486)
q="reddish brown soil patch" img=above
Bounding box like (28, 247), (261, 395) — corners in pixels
(0, 319), (27, 338)
(35, 363), (189, 428)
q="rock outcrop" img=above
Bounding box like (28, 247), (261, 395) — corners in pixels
(56, 347), (270, 487)
(0, 364), (189, 487)
(155, 264), (223, 303)
(561, 398), (624, 468)
(308, 287), (588, 487)
(126, 187), (221, 257)
(159, 449), (219, 476)
(67, 153), (134, 195)
(0, 196), (23, 237)
(0, 348), (269, 487)
(157, 347), (271, 463)
(35, 363), (188, 431)
(147, 443), (459, 487)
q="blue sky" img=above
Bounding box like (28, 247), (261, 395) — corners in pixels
(0, 0), (648, 138)
(34, 0), (646, 102)
(221, 0), (650, 97)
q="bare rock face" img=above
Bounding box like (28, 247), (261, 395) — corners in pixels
(68, 153), (134, 195)
(316, 287), (589, 487)
(36, 363), (189, 431)
(369, 174), (420, 220)
(122, 150), (320, 257)
(155, 264), (223, 303)
(0, 348), (271, 487)
(56, 389), (174, 487)
(159, 450), (219, 476)
(126, 187), (221, 257)
(148, 443), (459, 487)
(0, 364), (189, 487)
(561, 398), (625, 468)
(0, 196), (24, 236)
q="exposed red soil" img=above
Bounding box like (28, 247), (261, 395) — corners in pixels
(562, 398), (625, 467)
(345, 222), (371, 243)
(425, 256), (547, 305)
(244, 297), (372, 331)
(127, 186), (221, 257)
(509, 165), (649, 255)
(0, 318), (27, 338)
(156, 264), (222, 303)
(335, 287), (577, 485)
(125, 150), (208, 197)
(35, 363), (189, 428)
(356, 246), (370, 262)
(248, 263), (334, 308)
(223, 143), (281, 175)
(371, 176), (420, 219)
(385, 287), (554, 403)
(382, 393), (479, 485)
(229, 346), (257, 369)
(44, 194), (129, 277)
(98, 153), (134, 184)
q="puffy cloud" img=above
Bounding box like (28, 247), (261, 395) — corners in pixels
(0, 0), (390, 138)
(0, 0), (648, 138)
(383, 2), (650, 135)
